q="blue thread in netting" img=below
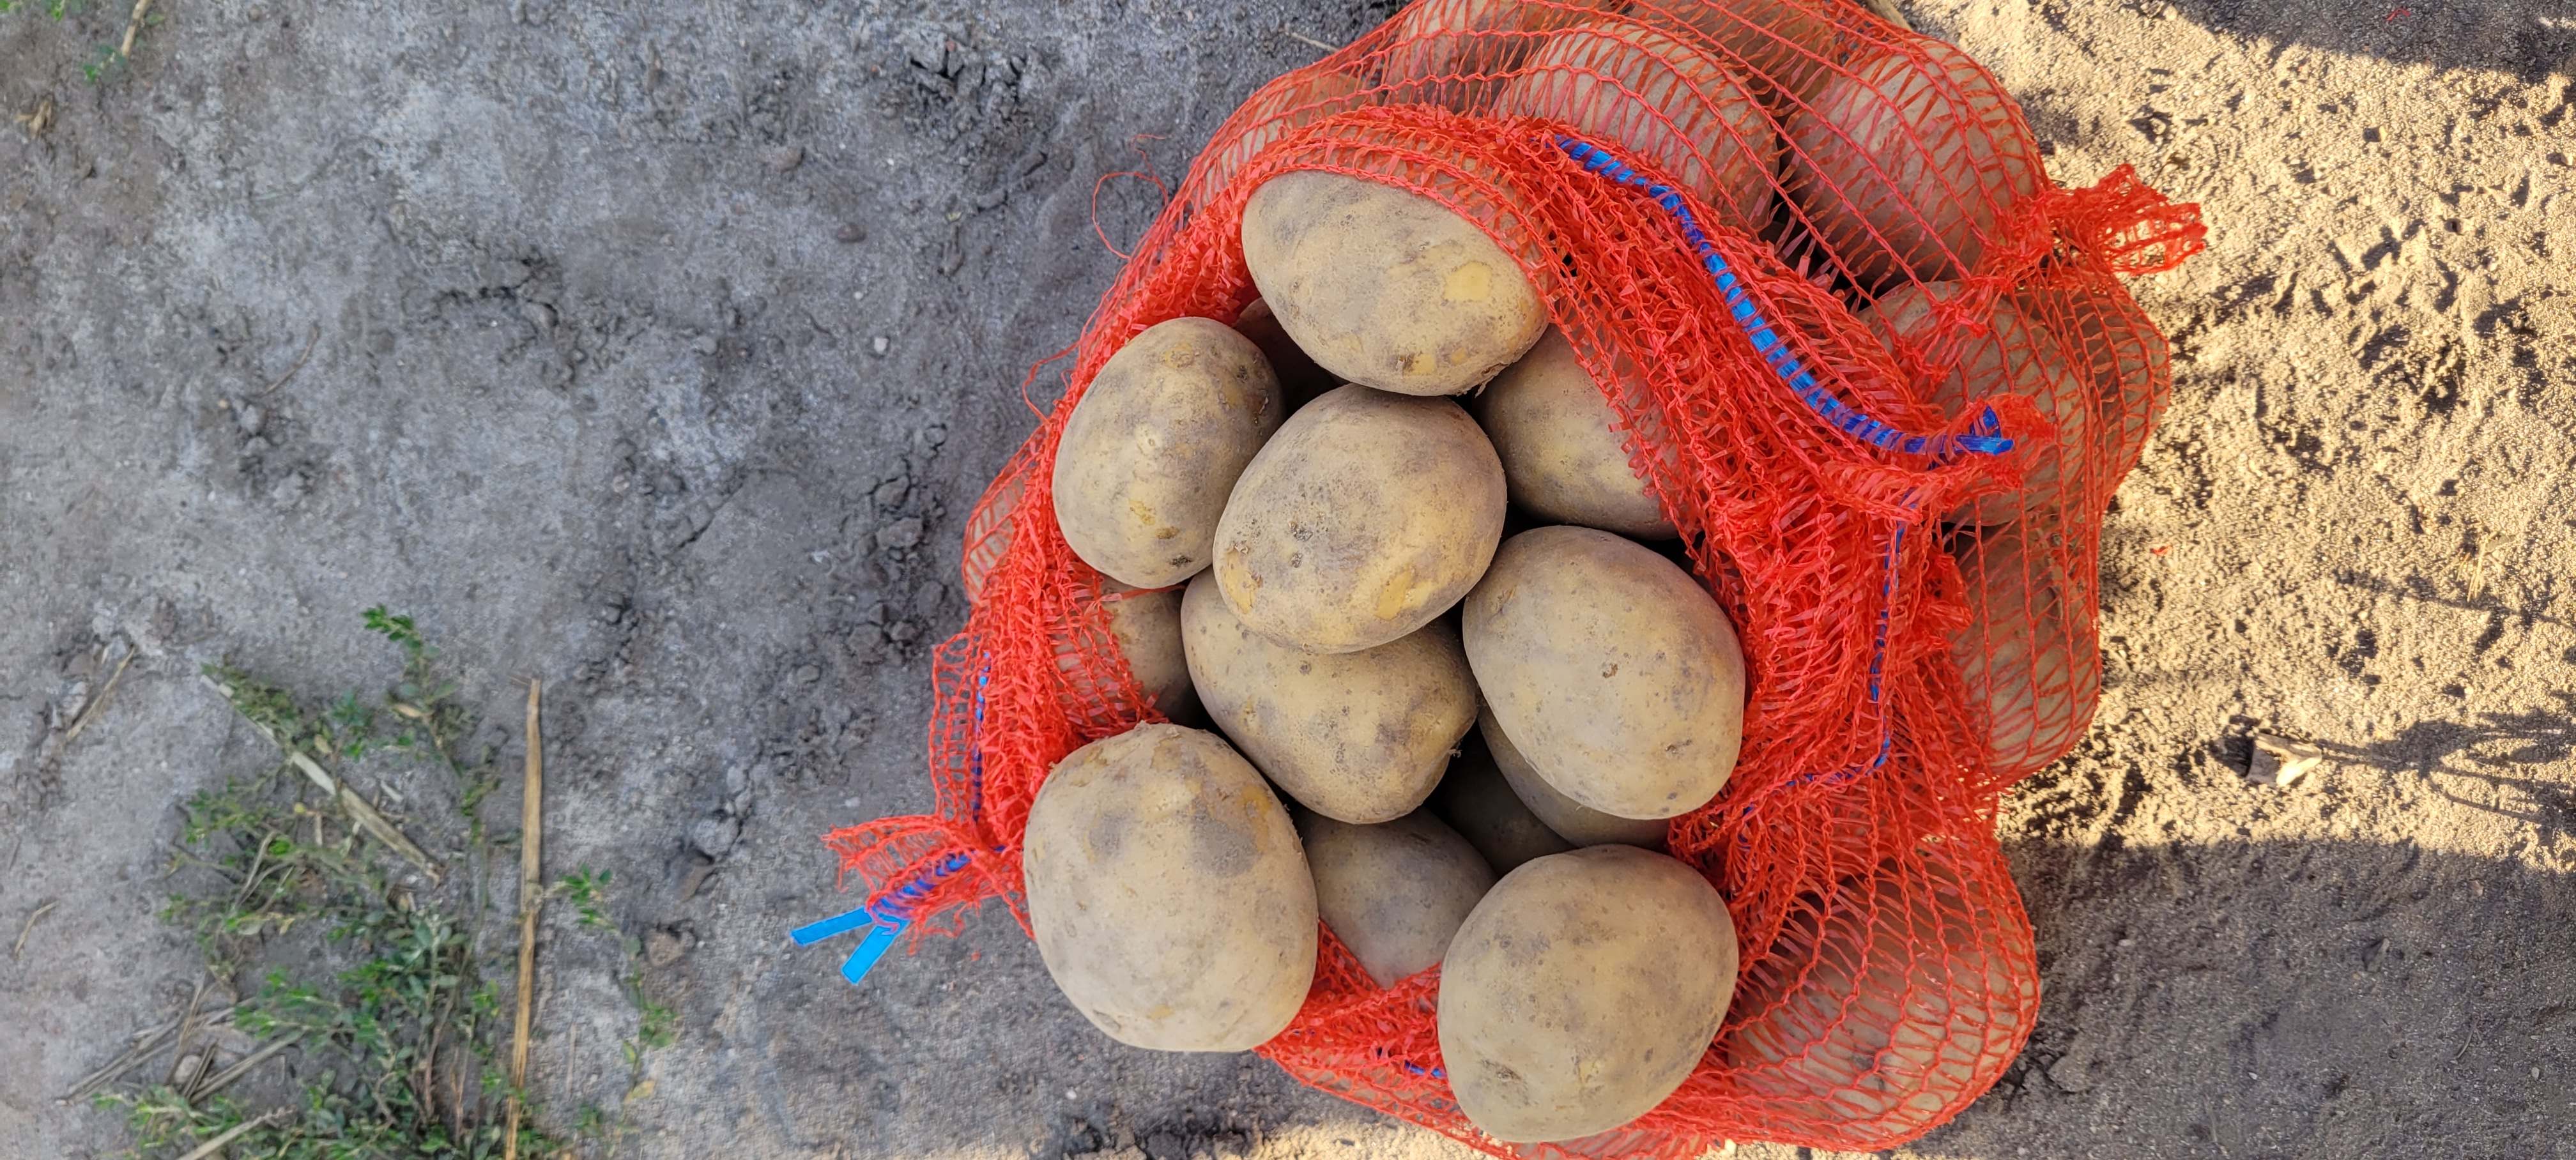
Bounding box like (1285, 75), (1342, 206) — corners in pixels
(1553, 135), (2015, 461)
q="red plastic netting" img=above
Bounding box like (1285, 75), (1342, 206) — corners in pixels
(824, 1), (2201, 1153)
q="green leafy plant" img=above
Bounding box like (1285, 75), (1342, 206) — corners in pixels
(103, 611), (670, 1159)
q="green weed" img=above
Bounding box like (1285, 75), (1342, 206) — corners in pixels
(105, 611), (667, 1159)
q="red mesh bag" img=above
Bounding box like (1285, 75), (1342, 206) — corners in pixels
(822, 1), (2201, 1152)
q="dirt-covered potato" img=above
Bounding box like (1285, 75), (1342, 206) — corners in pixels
(1296, 808), (1496, 988)
(1950, 519), (2097, 780)
(1462, 526), (1747, 819)
(1427, 733), (1577, 874)
(1213, 385), (1508, 653)
(1859, 282), (2090, 526)
(1241, 171), (1547, 397)
(1094, 580), (1199, 723)
(1232, 298), (1340, 413)
(1494, 25), (1778, 233)
(1182, 572), (1478, 822)
(1480, 709), (1667, 849)
(1022, 724), (1317, 1053)
(1782, 40), (2043, 291)
(1052, 316), (1287, 588)
(1469, 327), (1675, 540)
(1439, 845), (1739, 1141)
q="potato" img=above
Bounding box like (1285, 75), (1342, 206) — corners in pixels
(1182, 571), (1479, 822)
(1381, 0), (1622, 113)
(2012, 279), (2169, 496)
(1232, 298), (1340, 413)
(1721, 859), (2032, 1137)
(1782, 40), (2043, 291)
(1213, 385), (1508, 653)
(1296, 808), (1496, 988)
(1241, 171), (1547, 397)
(1439, 845), (1739, 1141)
(1053, 316), (1287, 588)
(1858, 282), (2090, 526)
(1660, 0), (1860, 105)
(1092, 580), (1199, 723)
(1469, 326), (1675, 540)
(1480, 709), (1669, 849)
(1950, 519), (2097, 780)
(1493, 24), (1779, 233)
(1427, 733), (1577, 873)
(1022, 724), (1317, 1052)
(1462, 526), (1747, 819)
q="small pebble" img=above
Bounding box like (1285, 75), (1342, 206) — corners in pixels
(835, 222), (868, 243)
(871, 335), (890, 356)
(689, 814), (740, 859)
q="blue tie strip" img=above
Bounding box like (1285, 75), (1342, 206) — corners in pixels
(1551, 135), (2014, 461)
(793, 848), (976, 986)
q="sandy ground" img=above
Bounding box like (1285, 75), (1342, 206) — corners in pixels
(3, 0), (2572, 1156)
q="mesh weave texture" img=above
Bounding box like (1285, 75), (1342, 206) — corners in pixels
(825, 1), (2202, 1152)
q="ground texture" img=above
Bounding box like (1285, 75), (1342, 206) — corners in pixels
(3, 0), (2572, 1156)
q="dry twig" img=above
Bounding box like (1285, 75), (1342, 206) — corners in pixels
(62, 1008), (233, 1103)
(117, 0), (156, 59)
(503, 679), (544, 1160)
(61, 651), (135, 749)
(200, 673), (441, 879)
(192, 1031), (302, 1100)
(174, 1108), (286, 1160)
(14, 95), (54, 139)
(12, 899), (57, 960)
(256, 323), (321, 395)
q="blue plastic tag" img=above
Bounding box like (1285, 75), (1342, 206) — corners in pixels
(792, 905), (912, 986)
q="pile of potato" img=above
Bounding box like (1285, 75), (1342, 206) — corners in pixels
(1015, 1), (2137, 1143)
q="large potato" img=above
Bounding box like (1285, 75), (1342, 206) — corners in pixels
(2012, 279), (2169, 496)
(1782, 40), (2043, 291)
(1296, 808), (1496, 988)
(1439, 845), (1740, 1141)
(1022, 724), (1317, 1052)
(1858, 282), (2090, 526)
(1950, 519), (2097, 779)
(1381, 0), (1622, 112)
(1428, 733), (1576, 873)
(1213, 385), (1508, 653)
(1660, 0), (1861, 105)
(1092, 580), (1199, 723)
(1480, 709), (1668, 850)
(1462, 526), (1746, 819)
(1493, 25), (1779, 233)
(1053, 317), (1287, 588)
(1468, 326), (1675, 540)
(1181, 572), (1478, 822)
(1722, 858), (2034, 1138)
(1242, 171), (1547, 397)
